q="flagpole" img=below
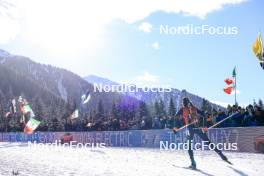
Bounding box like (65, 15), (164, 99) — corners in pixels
(235, 73), (237, 105)
(233, 66), (237, 105)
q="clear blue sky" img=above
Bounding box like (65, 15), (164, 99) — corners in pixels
(0, 0), (263, 106)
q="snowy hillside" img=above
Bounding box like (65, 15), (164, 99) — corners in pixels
(0, 49), (10, 58)
(0, 49), (122, 119)
(0, 49), (10, 64)
(0, 142), (262, 176)
(85, 75), (119, 87)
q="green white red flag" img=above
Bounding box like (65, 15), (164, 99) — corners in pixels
(223, 86), (233, 94)
(21, 105), (32, 114)
(24, 117), (41, 134)
(223, 67), (236, 95)
(224, 78), (233, 85)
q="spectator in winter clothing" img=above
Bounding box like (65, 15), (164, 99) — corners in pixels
(255, 106), (264, 126)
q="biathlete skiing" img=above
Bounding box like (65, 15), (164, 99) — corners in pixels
(173, 97), (232, 170)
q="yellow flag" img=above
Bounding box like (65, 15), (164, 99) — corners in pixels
(252, 33), (263, 61)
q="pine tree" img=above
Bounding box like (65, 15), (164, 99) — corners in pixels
(168, 98), (176, 117)
(111, 102), (117, 117)
(201, 98), (209, 113)
(129, 103), (136, 120)
(227, 104), (232, 110)
(139, 101), (149, 118)
(111, 102), (121, 119)
(0, 90), (6, 120)
(6, 86), (14, 101)
(97, 99), (104, 118)
(154, 100), (160, 116)
(33, 96), (47, 120)
(258, 99), (264, 110)
(159, 99), (166, 117)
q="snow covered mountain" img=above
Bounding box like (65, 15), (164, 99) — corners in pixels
(0, 49), (121, 120)
(84, 75), (224, 111)
(84, 75), (119, 87)
(0, 49), (10, 64)
(0, 48), (223, 124)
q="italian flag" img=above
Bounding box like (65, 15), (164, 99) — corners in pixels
(224, 78), (233, 85)
(223, 86), (233, 94)
(223, 67), (236, 95)
(21, 105), (32, 114)
(24, 117), (41, 134)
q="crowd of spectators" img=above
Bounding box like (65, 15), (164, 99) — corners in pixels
(81, 103), (264, 131)
(60, 103), (264, 131)
(1, 103), (264, 132)
(214, 104), (264, 127)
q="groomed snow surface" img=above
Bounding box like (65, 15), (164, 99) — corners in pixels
(0, 142), (263, 176)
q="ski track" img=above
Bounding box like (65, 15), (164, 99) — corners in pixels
(0, 142), (263, 176)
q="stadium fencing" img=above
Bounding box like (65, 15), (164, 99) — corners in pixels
(0, 127), (264, 153)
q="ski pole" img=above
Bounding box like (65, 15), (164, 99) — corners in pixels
(208, 112), (238, 129)
(172, 120), (198, 134)
(193, 113), (239, 133)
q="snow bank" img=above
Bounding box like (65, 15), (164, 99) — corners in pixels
(0, 142), (263, 176)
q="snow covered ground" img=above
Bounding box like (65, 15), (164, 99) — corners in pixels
(0, 142), (263, 176)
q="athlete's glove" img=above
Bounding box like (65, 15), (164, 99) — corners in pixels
(172, 127), (178, 134)
(202, 127), (208, 133)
